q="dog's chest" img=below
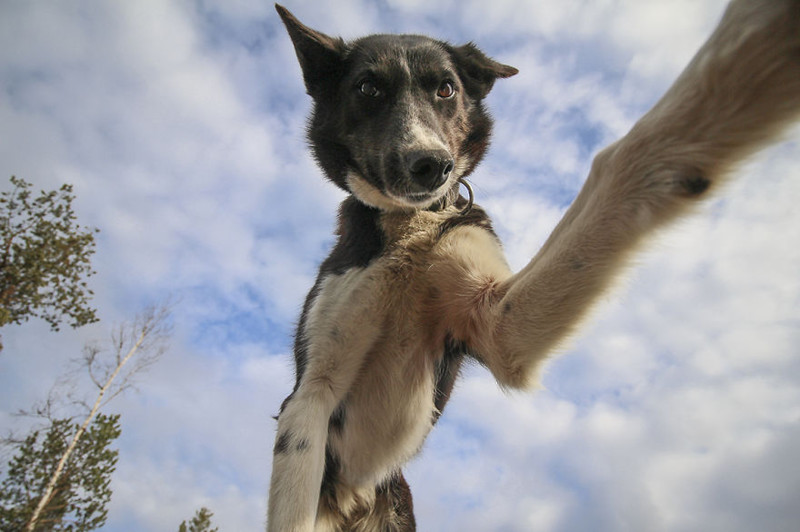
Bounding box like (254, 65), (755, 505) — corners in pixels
(312, 207), (486, 484)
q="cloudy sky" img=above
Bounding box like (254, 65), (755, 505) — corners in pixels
(2, 0), (799, 530)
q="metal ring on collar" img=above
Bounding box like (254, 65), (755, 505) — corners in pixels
(458, 178), (474, 215)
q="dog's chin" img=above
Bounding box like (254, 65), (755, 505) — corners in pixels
(345, 170), (450, 212)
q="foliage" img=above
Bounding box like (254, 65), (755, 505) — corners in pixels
(18, 304), (171, 531)
(178, 507), (220, 532)
(0, 413), (120, 532)
(0, 176), (98, 331)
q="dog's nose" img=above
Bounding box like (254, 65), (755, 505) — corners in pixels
(406, 150), (454, 191)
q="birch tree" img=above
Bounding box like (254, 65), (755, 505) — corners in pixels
(0, 305), (171, 531)
(0, 414), (120, 531)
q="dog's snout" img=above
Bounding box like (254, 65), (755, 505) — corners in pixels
(406, 150), (454, 191)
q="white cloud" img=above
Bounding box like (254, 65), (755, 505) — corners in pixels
(1, 1), (799, 531)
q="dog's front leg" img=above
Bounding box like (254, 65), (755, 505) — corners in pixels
(471, 0), (800, 389)
(267, 270), (385, 532)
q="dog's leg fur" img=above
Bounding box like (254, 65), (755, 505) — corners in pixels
(268, 269), (389, 531)
(441, 0), (800, 389)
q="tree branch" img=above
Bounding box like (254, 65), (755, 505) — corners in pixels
(23, 304), (170, 531)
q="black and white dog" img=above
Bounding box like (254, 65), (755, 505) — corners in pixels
(269, 2), (800, 530)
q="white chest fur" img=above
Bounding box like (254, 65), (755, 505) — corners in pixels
(301, 208), (512, 490)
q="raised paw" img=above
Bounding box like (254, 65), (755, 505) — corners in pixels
(610, 0), (800, 219)
(672, 0), (800, 138)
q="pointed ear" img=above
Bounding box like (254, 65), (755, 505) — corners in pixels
(275, 4), (346, 97)
(449, 43), (518, 99)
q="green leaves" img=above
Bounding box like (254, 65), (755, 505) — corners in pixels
(178, 507), (220, 532)
(0, 414), (120, 531)
(1, 176), (99, 331)
(1, 178), (171, 530)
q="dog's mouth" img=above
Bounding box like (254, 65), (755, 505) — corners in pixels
(344, 150), (461, 211)
(345, 167), (456, 212)
(395, 188), (446, 205)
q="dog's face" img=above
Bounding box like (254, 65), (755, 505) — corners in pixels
(277, 5), (517, 212)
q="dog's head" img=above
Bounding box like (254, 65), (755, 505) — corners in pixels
(276, 5), (517, 212)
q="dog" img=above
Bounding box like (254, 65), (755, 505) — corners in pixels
(269, 2), (800, 530)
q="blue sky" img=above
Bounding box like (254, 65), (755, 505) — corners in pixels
(2, 1), (800, 530)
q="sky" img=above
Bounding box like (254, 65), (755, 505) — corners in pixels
(1, 0), (799, 531)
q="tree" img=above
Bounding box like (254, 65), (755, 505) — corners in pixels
(0, 304), (171, 531)
(0, 176), (98, 333)
(178, 507), (220, 532)
(0, 413), (120, 532)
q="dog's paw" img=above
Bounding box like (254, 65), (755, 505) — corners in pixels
(623, 0), (800, 208)
(723, 0), (800, 36)
(699, 0), (800, 110)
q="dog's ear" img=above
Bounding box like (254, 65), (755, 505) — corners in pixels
(275, 4), (346, 97)
(449, 43), (518, 99)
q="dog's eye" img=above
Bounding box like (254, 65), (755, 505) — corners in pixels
(437, 81), (455, 99)
(358, 79), (381, 98)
